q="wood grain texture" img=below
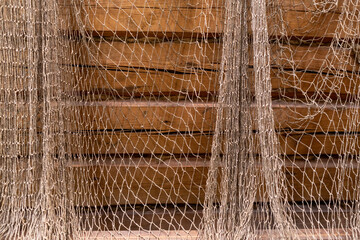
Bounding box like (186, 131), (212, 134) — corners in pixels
(78, 41), (359, 73)
(5, 101), (355, 139)
(72, 101), (360, 133)
(75, 67), (218, 99)
(70, 131), (212, 155)
(73, 158), (209, 206)
(78, 202), (352, 232)
(74, 67), (360, 100)
(81, 229), (351, 240)
(72, 157), (359, 205)
(64, 0), (360, 38)
(80, 40), (221, 71)
(70, 131), (360, 156)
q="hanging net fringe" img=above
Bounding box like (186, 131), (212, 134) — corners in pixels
(1, 0), (360, 239)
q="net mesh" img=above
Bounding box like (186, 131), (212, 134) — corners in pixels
(1, 0), (360, 239)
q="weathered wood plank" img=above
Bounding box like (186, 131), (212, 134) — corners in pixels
(77, 202), (353, 232)
(268, 69), (360, 99)
(268, 44), (358, 73)
(79, 41), (359, 73)
(81, 40), (221, 71)
(8, 101), (360, 154)
(73, 158), (209, 206)
(70, 131), (212, 155)
(77, 7), (222, 36)
(79, 230), (199, 239)
(280, 133), (360, 155)
(73, 101), (359, 133)
(69, 0), (224, 8)
(74, 67), (359, 100)
(9, 126), (360, 156)
(80, 229), (352, 240)
(75, 67), (218, 99)
(70, 131), (360, 156)
(64, 0), (223, 36)
(72, 157), (360, 205)
(74, 102), (216, 132)
(281, 0), (358, 13)
(64, 0), (360, 39)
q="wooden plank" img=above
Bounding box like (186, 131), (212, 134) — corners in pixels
(69, 0), (224, 8)
(79, 230), (199, 240)
(5, 67), (359, 102)
(9, 125), (360, 156)
(269, 0), (360, 39)
(79, 41), (358, 73)
(75, 68), (218, 99)
(78, 204), (202, 231)
(72, 157), (360, 205)
(73, 101), (360, 133)
(8, 101), (360, 154)
(268, 44), (358, 73)
(77, 202), (353, 232)
(70, 131), (360, 155)
(70, 131), (212, 155)
(268, 69), (360, 100)
(64, 0), (360, 39)
(81, 40), (221, 71)
(73, 102), (216, 132)
(281, 0), (358, 13)
(72, 157), (209, 206)
(76, 7), (223, 37)
(280, 133), (360, 155)
(65, 0), (223, 36)
(80, 229), (351, 240)
(74, 67), (359, 100)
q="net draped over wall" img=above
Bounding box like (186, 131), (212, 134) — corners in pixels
(1, 0), (360, 239)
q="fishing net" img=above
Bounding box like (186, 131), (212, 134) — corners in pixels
(1, 0), (360, 239)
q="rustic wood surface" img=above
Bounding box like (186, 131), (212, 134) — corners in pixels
(58, 0), (360, 216)
(63, 0), (360, 39)
(72, 157), (359, 205)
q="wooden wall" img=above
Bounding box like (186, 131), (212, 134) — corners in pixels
(67, 0), (360, 210)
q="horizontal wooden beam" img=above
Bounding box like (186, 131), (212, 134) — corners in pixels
(74, 67), (218, 99)
(80, 229), (351, 239)
(78, 41), (359, 73)
(72, 101), (359, 133)
(63, 0), (360, 39)
(5, 66), (359, 102)
(69, 131), (360, 156)
(77, 202), (353, 232)
(72, 156), (359, 205)
(73, 67), (359, 101)
(8, 101), (360, 155)
(80, 40), (221, 71)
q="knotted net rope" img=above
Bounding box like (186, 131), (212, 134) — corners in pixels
(1, 0), (360, 239)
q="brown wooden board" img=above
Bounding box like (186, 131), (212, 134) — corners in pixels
(78, 41), (359, 73)
(79, 40), (221, 71)
(72, 157), (360, 205)
(9, 101), (360, 156)
(75, 67), (218, 99)
(63, 0), (359, 39)
(70, 131), (212, 155)
(73, 67), (360, 100)
(81, 229), (351, 239)
(72, 158), (209, 206)
(78, 203), (353, 232)
(72, 101), (359, 133)
(69, 131), (360, 156)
